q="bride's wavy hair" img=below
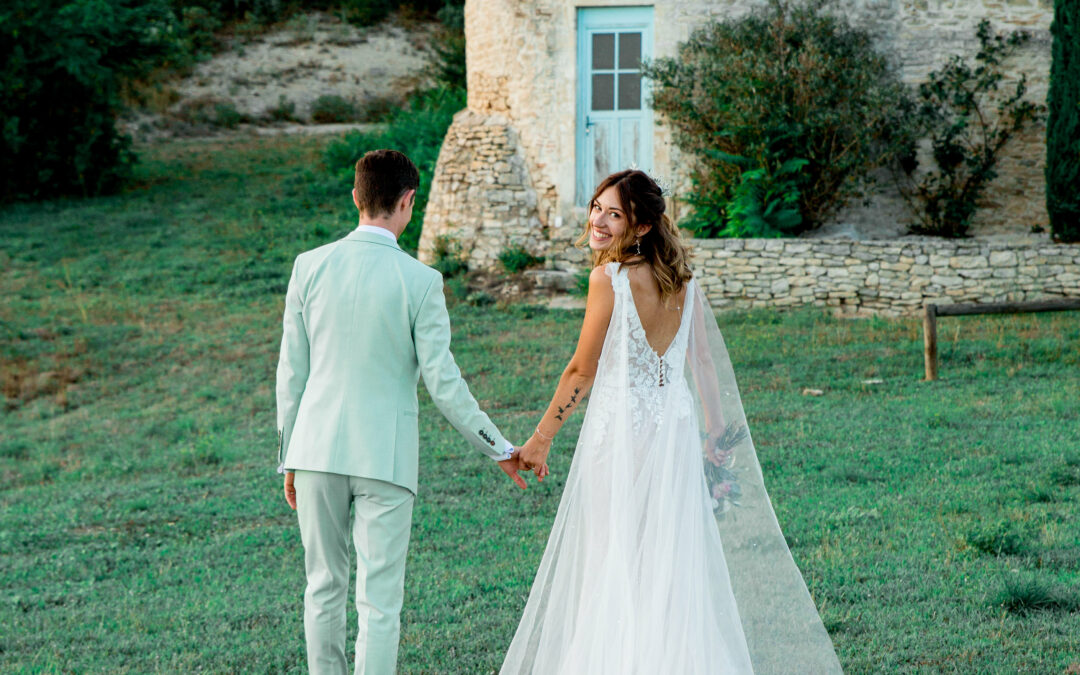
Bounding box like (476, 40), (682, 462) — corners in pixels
(577, 169), (693, 306)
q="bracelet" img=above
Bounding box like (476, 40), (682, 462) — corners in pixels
(534, 425), (554, 442)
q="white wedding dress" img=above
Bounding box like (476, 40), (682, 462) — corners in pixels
(501, 263), (842, 674)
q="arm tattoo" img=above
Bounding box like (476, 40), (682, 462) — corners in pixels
(553, 387), (582, 423)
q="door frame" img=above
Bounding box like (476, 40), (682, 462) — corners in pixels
(575, 5), (655, 205)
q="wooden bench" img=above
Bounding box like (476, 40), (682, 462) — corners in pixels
(923, 298), (1080, 380)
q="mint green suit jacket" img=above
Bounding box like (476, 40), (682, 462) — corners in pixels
(275, 230), (510, 493)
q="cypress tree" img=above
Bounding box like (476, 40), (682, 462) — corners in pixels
(1047, 0), (1080, 242)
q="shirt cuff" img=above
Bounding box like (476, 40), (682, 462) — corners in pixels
(499, 440), (514, 461)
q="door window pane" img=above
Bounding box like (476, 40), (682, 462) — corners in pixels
(617, 73), (641, 110)
(592, 33), (615, 70)
(618, 33), (642, 69)
(592, 74), (615, 111)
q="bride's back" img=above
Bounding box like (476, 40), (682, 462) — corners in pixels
(625, 262), (688, 356)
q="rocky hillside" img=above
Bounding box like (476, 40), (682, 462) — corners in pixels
(126, 12), (438, 140)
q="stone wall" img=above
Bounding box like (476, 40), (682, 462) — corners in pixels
(418, 111), (548, 269)
(692, 237), (1080, 316)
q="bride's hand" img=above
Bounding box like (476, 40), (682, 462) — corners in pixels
(519, 434), (552, 480)
(704, 428), (724, 466)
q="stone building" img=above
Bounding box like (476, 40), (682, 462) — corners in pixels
(418, 0), (1053, 275)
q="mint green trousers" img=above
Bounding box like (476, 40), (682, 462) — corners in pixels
(294, 471), (415, 675)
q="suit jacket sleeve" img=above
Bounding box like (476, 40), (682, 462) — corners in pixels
(276, 259), (310, 473)
(414, 274), (511, 461)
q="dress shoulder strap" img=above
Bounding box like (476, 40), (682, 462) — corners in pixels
(604, 261), (629, 293)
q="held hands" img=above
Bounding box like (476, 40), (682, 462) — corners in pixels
(498, 452), (530, 490)
(285, 458), (537, 504)
(518, 433), (552, 482)
(498, 449), (548, 489)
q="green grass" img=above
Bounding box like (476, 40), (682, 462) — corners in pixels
(2, 135), (1079, 673)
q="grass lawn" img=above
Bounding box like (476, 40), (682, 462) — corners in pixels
(2, 135), (1078, 673)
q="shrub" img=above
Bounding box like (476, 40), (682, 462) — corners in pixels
(310, 94), (357, 124)
(0, 0), (182, 201)
(213, 102), (246, 128)
(498, 245), (544, 273)
(168, 0), (296, 28)
(268, 95), (297, 122)
(428, 3), (466, 89)
(429, 234), (468, 277)
(175, 97), (248, 128)
(644, 0), (914, 237)
(340, 0), (461, 27)
(355, 94), (402, 122)
(324, 86), (467, 253)
(897, 20), (1044, 238)
(712, 154), (807, 238)
(178, 5), (222, 55)
(1046, 0), (1080, 243)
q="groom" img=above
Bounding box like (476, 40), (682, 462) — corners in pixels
(276, 149), (528, 674)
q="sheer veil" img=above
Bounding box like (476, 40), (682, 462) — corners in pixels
(500, 266), (841, 674)
(686, 280), (843, 673)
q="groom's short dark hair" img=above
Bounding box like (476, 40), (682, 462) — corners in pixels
(354, 150), (420, 217)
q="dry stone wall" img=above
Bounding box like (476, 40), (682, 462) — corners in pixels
(692, 237), (1080, 316)
(418, 110), (547, 269)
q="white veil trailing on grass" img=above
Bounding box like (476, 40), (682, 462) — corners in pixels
(686, 280), (843, 674)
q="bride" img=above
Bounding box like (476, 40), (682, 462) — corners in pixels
(505, 170), (842, 674)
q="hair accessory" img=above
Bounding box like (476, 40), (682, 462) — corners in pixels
(626, 162), (672, 197)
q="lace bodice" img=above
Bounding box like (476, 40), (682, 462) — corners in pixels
(594, 262), (695, 434)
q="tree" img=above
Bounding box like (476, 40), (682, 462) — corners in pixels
(1, 0), (180, 201)
(1047, 0), (1080, 242)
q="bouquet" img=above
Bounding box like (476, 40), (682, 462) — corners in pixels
(702, 423), (748, 516)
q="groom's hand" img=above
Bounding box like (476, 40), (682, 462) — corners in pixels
(284, 471), (297, 510)
(498, 453), (529, 490)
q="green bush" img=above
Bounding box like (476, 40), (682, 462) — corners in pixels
(324, 86), (467, 253)
(429, 234), (468, 277)
(428, 3), (465, 89)
(168, 0), (296, 28)
(1047, 0), (1080, 243)
(355, 93), (402, 122)
(898, 20), (1044, 238)
(214, 102), (246, 128)
(340, 0), (461, 27)
(0, 0), (182, 201)
(498, 245), (544, 273)
(644, 0), (913, 237)
(268, 95), (297, 122)
(310, 94), (358, 123)
(709, 153), (807, 238)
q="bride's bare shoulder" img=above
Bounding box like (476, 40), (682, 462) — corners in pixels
(589, 264), (616, 288)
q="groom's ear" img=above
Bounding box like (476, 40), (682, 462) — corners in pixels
(400, 189), (416, 211)
(352, 187), (361, 211)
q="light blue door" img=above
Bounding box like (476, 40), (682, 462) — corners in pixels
(576, 6), (654, 205)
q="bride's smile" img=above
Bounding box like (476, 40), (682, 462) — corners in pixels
(587, 185), (635, 251)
